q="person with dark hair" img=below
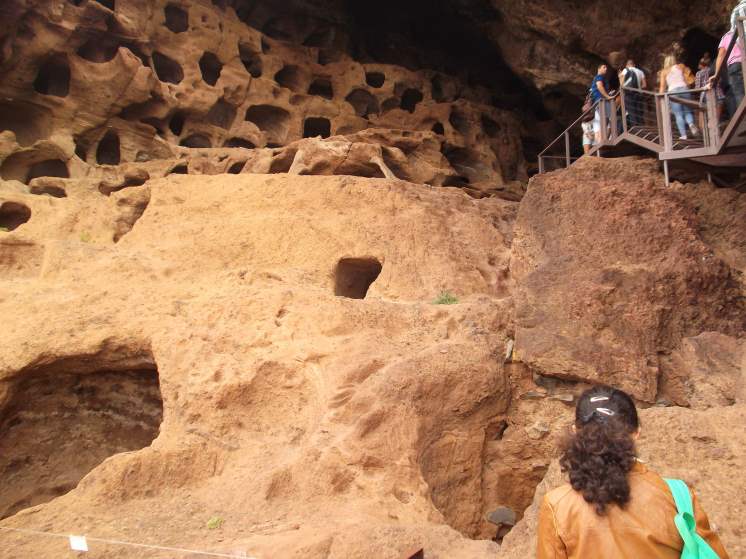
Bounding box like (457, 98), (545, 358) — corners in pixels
(537, 385), (730, 558)
(590, 64), (614, 143)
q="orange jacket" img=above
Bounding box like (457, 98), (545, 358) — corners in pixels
(537, 462), (729, 559)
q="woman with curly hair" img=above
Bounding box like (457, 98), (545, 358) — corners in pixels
(536, 385), (730, 558)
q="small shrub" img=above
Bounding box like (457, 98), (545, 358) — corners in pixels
(0, 226), (8, 233)
(434, 291), (458, 305)
(206, 516), (224, 530)
(79, 231), (92, 243)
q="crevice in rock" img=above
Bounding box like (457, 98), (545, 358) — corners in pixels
(303, 117), (331, 139)
(92, 0), (115, 10)
(169, 163), (188, 174)
(164, 4), (189, 33)
(228, 161), (245, 174)
(33, 55), (70, 97)
(345, 89), (379, 118)
(169, 112), (186, 136)
(431, 122), (445, 135)
(0, 202), (31, 232)
(224, 137), (255, 149)
(96, 130), (121, 165)
(449, 109), (469, 135)
(199, 52), (223, 86)
(268, 147), (298, 174)
(334, 257), (382, 299)
(113, 189), (150, 242)
(30, 184), (67, 198)
(481, 115), (500, 138)
(0, 359), (162, 519)
(152, 52), (183, 84)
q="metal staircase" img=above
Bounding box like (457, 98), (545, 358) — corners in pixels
(538, 17), (746, 186)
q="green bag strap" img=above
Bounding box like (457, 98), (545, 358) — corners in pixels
(664, 479), (721, 559)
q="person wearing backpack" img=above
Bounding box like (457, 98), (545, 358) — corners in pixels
(620, 59), (646, 127)
(537, 386), (730, 559)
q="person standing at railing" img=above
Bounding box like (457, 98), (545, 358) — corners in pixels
(620, 60), (647, 127)
(659, 55), (699, 139)
(696, 56), (725, 126)
(590, 64), (614, 143)
(711, 2), (745, 117)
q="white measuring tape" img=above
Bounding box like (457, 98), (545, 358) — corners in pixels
(0, 526), (257, 558)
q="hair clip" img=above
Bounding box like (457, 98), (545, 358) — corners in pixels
(595, 408), (615, 416)
(589, 396), (610, 403)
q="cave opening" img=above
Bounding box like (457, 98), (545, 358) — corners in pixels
(245, 105), (291, 144)
(0, 362), (163, 519)
(152, 52), (184, 84)
(164, 4), (189, 33)
(169, 112), (186, 136)
(224, 137), (255, 149)
(33, 55), (71, 97)
(0, 202), (31, 232)
(308, 78), (334, 99)
(0, 102), (52, 147)
(345, 89), (379, 118)
(334, 257), (382, 299)
(76, 38), (119, 63)
(27, 160), (70, 183)
(681, 27), (720, 75)
(30, 184), (67, 198)
(303, 117), (331, 139)
(199, 52), (223, 86)
(96, 130), (121, 165)
(207, 99), (237, 129)
(400, 88), (424, 113)
(431, 122), (445, 135)
(228, 161), (245, 174)
(179, 134), (212, 148)
(274, 65), (303, 92)
(366, 72), (385, 88)
(239, 43), (263, 77)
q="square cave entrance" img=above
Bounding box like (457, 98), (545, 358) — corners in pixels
(0, 362), (163, 519)
(334, 257), (382, 299)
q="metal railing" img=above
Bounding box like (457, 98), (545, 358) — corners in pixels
(537, 16), (745, 175)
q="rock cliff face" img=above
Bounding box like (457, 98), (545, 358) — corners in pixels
(0, 1), (744, 558)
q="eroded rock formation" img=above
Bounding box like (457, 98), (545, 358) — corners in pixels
(0, 1), (744, 558)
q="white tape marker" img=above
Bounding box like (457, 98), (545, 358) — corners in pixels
(69, 535), (89, 552)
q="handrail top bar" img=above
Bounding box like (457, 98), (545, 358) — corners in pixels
(623, 85), (716, 97)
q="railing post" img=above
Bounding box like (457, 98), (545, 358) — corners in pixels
(705, 87), (719, 149)
(659, 93), (674, 152)
(738, 17), (746, 94)
(609, 98), (618, 141)
(599, 101), (608, 144)
(539, 155), (545, 174)
(564, 131), (571, 168)
(620, 89), (628, 134)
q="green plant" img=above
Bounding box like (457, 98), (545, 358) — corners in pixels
(206, 516), (224, 530)
(0, 226), (8, 233)
(433, 291), (458, 305)
(79, 231), (92, 243)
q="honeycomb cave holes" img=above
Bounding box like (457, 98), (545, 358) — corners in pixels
(164, 4), (188, 33)
(33, 55), (70, 97)
(96, 130), (121, 165)
(274, 65), (303, 92)
(303, 117), (331, 139)
(152, 52), (183, 84)
(401, 88), (424, 113)
(366, 72), (385, 88)
(308, 78), (333, 99)
(334, 257), (382, 299)
(199, 52), (223, 86)
(245, 105), (291, 145)
(0, 202), (31, 232)
(0, 361), (163, 519)
(345, 89), (379, 118)
(239, 43), (263, 78)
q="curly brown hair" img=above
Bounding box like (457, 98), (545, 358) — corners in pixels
(559, 386), (639, 515)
